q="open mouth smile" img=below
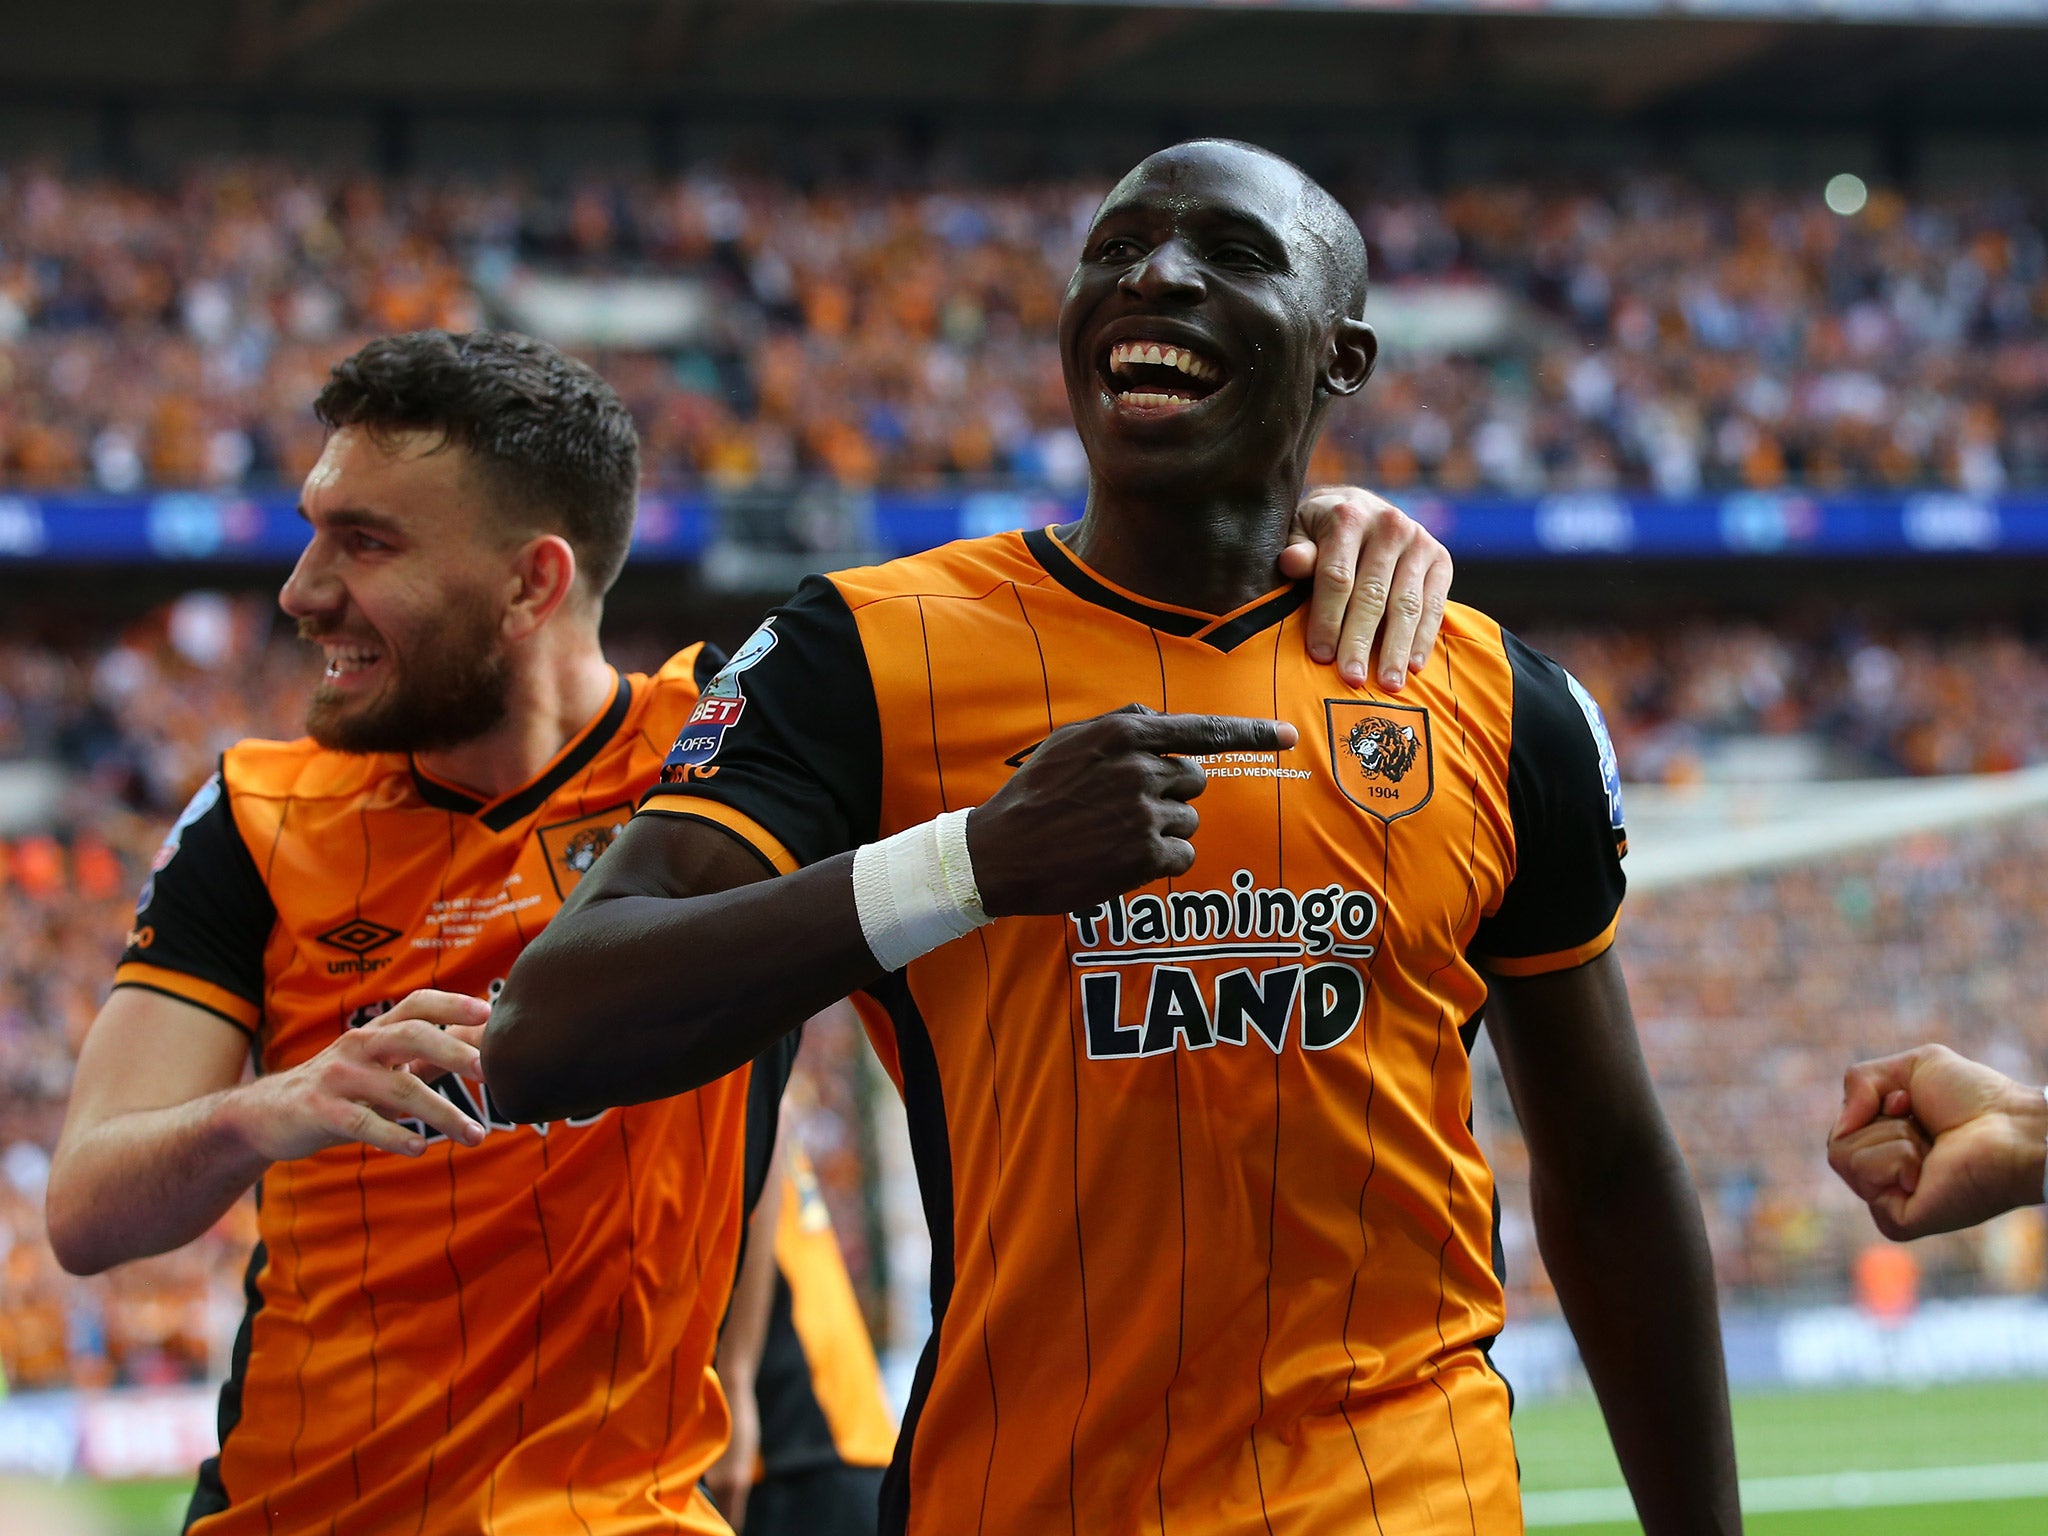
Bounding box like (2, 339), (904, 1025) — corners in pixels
(319, 642), (385, 688)
(1101, 337), (1229, 415)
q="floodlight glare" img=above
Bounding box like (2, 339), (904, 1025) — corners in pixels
(1825, 173), (1869, 217)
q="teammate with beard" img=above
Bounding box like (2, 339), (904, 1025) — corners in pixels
(489, 142), (1741, 1535)
(43, 325), (1451, 1535)
(46, 331), (783, 1535)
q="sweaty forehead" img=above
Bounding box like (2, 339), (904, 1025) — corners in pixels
(1093, 144), (1306, 240)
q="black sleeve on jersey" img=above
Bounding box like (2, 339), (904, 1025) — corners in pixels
(742, 1025), (802, 1221)
(117, 764), (276, 1033)
(642, 575), (884, 866)
(728, 1026), (803, 1303)
(1470, 631), (1627, 966)
(691, 641), (728, 691)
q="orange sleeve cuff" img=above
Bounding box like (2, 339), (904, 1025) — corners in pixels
(636, 797), (801, 876)
(1476, 913), (1619, 979)
(112, 963), (261, 1036)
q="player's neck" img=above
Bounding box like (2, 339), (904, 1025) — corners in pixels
(1067, 483), (1297, 617)
(411, 632), (617, 802)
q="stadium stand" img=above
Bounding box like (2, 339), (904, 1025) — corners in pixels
(1, 163), (2045, 499)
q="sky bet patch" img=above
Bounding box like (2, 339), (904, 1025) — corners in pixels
(660, 617), (777, 781)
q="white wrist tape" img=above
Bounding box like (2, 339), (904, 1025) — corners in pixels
(851, 808), (992, 972)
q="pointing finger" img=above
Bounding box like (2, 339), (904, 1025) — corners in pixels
(1128, 714), (1297, 757)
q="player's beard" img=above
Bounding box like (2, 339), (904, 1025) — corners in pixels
(302, 589), (511, 755)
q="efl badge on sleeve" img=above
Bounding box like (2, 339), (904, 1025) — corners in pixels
(538, 803), (634, 899)
(1325, 700), (1433, 824)
(1563, 670), (1628, 857)
(660, 619), (778, 781)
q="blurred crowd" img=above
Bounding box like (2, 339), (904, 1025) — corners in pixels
(1483, 815), (2048, 1314)
(2, 161), (2047, 498)
(1534, 619), (2048, 778)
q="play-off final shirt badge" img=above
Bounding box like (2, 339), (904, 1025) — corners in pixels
(660, 620), (778, 781)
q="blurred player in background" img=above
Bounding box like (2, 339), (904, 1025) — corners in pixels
(1829, 1044), (2048, 1239)
(489, 140), (1738, 1535)
(708, 1090), (895, 1536)
(746, 1142), (895, 1533)
(39, 316), (1450, 1534)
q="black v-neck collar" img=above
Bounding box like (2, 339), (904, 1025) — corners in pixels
(410, 674), (632, 832)
(1022, 527), (1308, 653)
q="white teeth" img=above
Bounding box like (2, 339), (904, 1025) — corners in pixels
(324, 647), (381, 677)
(1107, 339), (1221, 383)
(1118, 390), (1198, 409)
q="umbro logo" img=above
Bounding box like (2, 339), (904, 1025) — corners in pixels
(317, 919), (402, 976)
(318, 919), (402, 955)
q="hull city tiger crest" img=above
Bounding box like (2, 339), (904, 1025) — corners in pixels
(1326, 700), (1433, 823)
(537, 803), (634, 898)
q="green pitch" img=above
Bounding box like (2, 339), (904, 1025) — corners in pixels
(1516, 1378), (2048, 1534)
(44, 1379), (2048, 1534)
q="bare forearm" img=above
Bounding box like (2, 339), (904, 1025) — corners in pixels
(1533, 1126), (1739, 1536)
(487, 854), (881, 1121)
(48, 1090), (269, 1274)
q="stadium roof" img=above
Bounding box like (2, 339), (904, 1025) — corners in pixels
(6, 1), (2048, 137)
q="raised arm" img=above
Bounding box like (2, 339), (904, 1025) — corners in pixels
(484, 708), (1295, 1121)
(1485, 951), (1740, 1536)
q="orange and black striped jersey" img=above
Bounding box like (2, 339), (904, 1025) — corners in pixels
(114, 648), (793, 1536)
(642, 528), (1627, 1536)
(754, 1146), (896, 1481)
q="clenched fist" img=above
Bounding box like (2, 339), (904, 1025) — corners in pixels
(966, 705), (1297, 918)
(1827, 1043), (2048, 1240)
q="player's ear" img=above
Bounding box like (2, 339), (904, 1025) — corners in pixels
(503, 533), (581, 640)
(1324, 319), (1377, 398)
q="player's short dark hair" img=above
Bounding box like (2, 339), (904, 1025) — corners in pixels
(315, 330), (640, 597)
